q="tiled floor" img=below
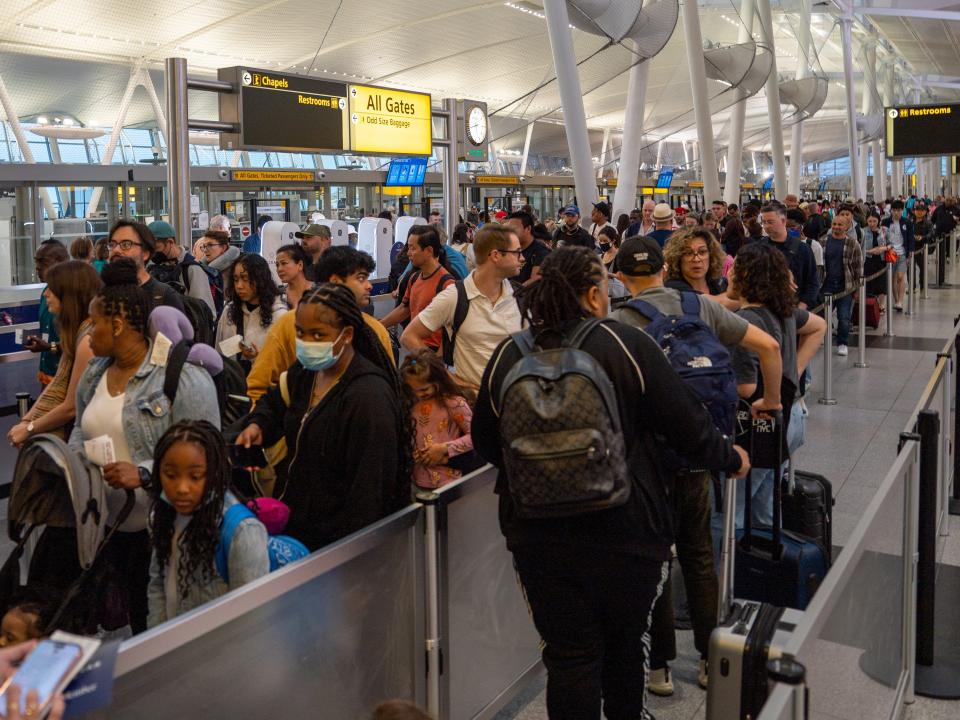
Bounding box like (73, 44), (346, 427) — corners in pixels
(497, 257), (960, 720)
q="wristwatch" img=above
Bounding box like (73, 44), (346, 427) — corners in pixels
(49, 341), (59, 354)
(138, 466), (152, 490)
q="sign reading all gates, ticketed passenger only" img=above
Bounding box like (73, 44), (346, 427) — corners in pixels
(348, 85), (432, 156)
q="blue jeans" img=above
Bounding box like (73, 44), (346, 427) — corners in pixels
(711, 402), (808, 559)
(833, 292), (854, 346)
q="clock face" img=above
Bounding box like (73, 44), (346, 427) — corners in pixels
(467, 107), (487, 145)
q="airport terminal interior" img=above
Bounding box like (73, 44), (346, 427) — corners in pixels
(3, 0), (960, 719)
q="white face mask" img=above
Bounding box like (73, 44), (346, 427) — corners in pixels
(295, 329), (345, 371)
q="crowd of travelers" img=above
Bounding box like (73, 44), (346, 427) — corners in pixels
(4, 190), (953, 718)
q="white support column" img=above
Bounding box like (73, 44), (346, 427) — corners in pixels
(757, 0), (787, 199)
(519, 122), (534, 177)
(139, 68), (167, 138)
(682, 0), (721, 202)
(724, 0), (756, 205)
(693, 141), (701, 180)
(839, 7), (863, 200)
(752, 151), (758, 177)
(789, 0), (812, 196)
(613, 52), (649, 219)
(655, 139), (664, 170)
(543, 0), (599, 214)
(598, 127), (610, 180)
(682, 140), (690, 168)
(87, 66), (141, 217)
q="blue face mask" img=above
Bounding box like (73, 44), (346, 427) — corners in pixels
(296, 331), (345, 371)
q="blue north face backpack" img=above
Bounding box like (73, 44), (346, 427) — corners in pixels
(215, 503), (309, 582)
(627, 292), (738, 438)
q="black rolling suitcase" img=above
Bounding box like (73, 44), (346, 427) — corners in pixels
(706, 447), (801, 720)
(782, 466), (834, 563)
(735, 416), (829, 610)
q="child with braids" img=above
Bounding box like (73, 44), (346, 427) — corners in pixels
(146, 421), (269, 627)
(236, 283), (414, 551)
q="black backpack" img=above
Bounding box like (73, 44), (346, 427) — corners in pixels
(440, 281), (470, 367)
(149, 260), (217, 346)
(495, 318), (630, 519)
(164, 341), (250, 431)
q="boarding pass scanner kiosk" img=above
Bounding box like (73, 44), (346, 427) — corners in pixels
(260, 221), (300, 284)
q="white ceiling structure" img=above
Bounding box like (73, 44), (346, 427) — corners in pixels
(0, 0), (958, 171)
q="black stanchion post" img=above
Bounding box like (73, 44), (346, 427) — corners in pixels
(916, 409), (940, 668)
(952, 317), (960, 517)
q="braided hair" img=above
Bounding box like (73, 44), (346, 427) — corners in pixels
(97, 257), (151, 336)
(299, 283), (414, 510)
(148, 420), (230, 600)
(517, 246), (605, 331)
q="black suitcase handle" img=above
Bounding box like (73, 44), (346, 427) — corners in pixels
(743, 411), (785, 558)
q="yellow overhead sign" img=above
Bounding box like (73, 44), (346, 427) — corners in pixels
(653, 188), (669, 195)
(476, 175), (520, 185)
(640, 186), (655, 194)
(605, 178), (618, 187)
(688, 181), (705, 188)
(232, 170), (315, 182)
(348, 84), (432, 155)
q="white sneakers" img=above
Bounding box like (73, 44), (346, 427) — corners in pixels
(837, 344), (848, 356)
(648, 667), (674, 696)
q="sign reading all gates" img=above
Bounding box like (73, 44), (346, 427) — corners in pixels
(348, 85), (432, 155)
(218, 67), (432, 156)
(885, 103), (960, 158)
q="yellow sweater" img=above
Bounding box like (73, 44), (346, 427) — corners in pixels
(246, 310), (395, 402)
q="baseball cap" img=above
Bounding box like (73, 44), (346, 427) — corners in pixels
(494, 210), (508, 220)
(915, 202), (928, 211)
(616, 236), (664, 276)
(148, 220), (176, 239)
(562, 204), (580, 216)
(295, 223), (325, 238)
(592, 201), (611, 217)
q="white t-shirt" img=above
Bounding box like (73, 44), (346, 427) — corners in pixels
(589, 221), (615, 240)
(81, 374), (149, 531)
(417, 272), (523, 387)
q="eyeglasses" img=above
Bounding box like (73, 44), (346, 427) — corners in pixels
(497, 248), (523, 258)
(682, 248), (710, 260)
(201, 242), (226, 251)
(107, 240), (142, 251)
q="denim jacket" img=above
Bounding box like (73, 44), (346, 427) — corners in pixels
(69, 345), (221, 530)
(146, 492), (270, 628)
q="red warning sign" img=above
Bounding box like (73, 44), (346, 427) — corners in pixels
(241, 226), (251, 237)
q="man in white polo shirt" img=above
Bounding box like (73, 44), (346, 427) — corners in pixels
(401, 224), (523, 387)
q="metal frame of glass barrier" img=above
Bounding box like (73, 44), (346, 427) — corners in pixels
(432, 467), (544, 720)
(758, 437), (920, 720)
(107, 504), (427, 718)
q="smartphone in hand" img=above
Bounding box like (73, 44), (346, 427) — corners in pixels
(229, 444), (268, 469)
(0, 640), (82, 718)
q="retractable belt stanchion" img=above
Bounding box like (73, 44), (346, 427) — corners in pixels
(767, 657), (809, 720)
(855, 277), (869, 369)
(885, 261), (895, 337)
(923, 243), (931, 298)
(951, 316), (960, 517)
(15, 392), (30, 418)
(416, 491), (442, 717)
(819, 293), (837, 406)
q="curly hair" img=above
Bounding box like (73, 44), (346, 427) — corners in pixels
(300, 283), (414, 510)
(97, 257), (152, 336)
(731, 242), (797, 319)
(400, 348), (477, 406)
(226, 253), (281, 330)
(517, 246), (605, 331)
(663, 227), (726, 282)
(149, 420), (230, 600)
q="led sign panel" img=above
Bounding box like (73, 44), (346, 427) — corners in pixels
(385, 158), (427, 186)
(885, 104), (960, 158)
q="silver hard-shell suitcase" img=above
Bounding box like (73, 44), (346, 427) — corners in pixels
(705, 466), (802, 720)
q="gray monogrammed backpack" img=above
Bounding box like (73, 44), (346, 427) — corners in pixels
(496, 318), (631, 518)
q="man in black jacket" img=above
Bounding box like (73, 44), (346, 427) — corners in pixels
(473, 246), (749, 719)
(552, 204), (595, 249)
(759, 203), (819, 308)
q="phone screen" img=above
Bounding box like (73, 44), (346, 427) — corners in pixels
(230, 445), (268, 469)
(0, 640), (82, 716)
